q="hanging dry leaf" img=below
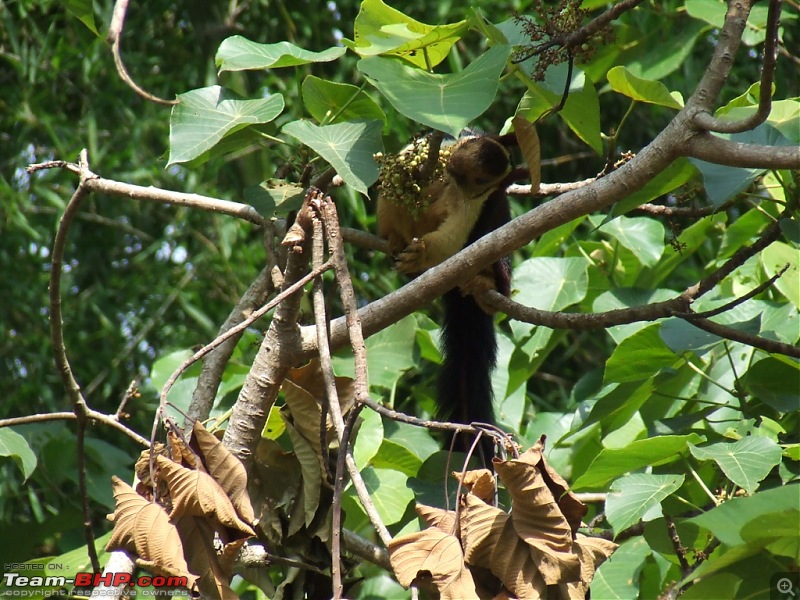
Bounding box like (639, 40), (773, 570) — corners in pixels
(459, 493), (507, 567)
(494, 454), (581, 585)
(156, 455), (255, 540)
(520, 437), (588, 533)
(388, 529), (478, 600)
(512, 115), (541, 193)
(169, 428), (201, 471)
(490, 520), (548, 599)
(174, 516), (240, 600)
(106, 477), (199, 593)
(283, 358), (356, 447)
(415, 503), (457, 534)
(454, 468), (495, 503)
(190, 420), (256, 524)
(251, 438), (303, 546)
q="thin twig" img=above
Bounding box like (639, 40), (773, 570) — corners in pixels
(107, 0), (178, 105)
(159, 259), (333, 408)
(665, 515), (690, 574)
(186, 265), (275, 423)
(332, 405), (365, 600)
(311, 192), (393, 547)
(48, 150), (100, 572)
(311, 217), (334, 484)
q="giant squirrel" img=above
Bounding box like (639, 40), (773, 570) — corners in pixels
(376, 132), (519, 457)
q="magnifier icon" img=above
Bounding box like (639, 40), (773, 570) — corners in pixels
(778, 578), (796, 597)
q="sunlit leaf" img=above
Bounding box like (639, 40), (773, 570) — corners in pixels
(216, 36), (345, 71)
(358, 45), (511, 137)
(302, 75), (385, 125)
(283, 119), (382, 195)
(0, 429), (37, 481)
(168, 86), (285, 165)
(346, 0), (468, 69)
(572, 434), (702, 490)
(689, 437), (783, 494)
(607, 66), (683, 109)
(606, 473), (685, 534)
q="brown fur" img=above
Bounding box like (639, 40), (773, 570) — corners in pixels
(377, 135), (512, 276)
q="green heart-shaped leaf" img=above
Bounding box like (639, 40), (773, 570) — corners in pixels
(358, 45), (511, 136)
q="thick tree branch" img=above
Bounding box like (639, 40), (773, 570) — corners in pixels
(186, 265), (275, 423)
(692, 0), (782, 133)
(684, 133), (800, 169)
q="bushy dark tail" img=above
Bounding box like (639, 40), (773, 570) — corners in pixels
(437, 289), (497, 459)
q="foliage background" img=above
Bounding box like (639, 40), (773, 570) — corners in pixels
(1, 0), (798, 597)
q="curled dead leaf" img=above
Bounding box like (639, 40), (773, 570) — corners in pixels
(190, 420), (256, 524)
(453, 468), (495, 503)
(106, 477), (199, 594)
(388, 528), (478, 600)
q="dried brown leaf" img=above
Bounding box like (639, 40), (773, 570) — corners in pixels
(489, 518), (547, 599)
(156, 456), (255, 539)
(454, 468), (496, 503)
(388, 529), (478, 599)
(190, 420), (255, 524)
(460, 493), (507, 567)
(495, 453), (581, 585)
(106, 477), (199, 593)
(251, 439), (303, 546)
(283, 359), (356, 448)
(169, 429), (200, 470)
(416, 503), (457, 533)
(174, 516), (239, 600)
(521, 438), (588, 534)
(512, 115), (541, 193)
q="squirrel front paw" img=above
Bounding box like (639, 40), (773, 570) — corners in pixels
(395, 238), (429, 274)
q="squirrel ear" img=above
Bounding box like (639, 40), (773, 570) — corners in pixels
(494, 132), (518, 148)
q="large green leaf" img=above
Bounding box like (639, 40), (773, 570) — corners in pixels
(606, 473), (685, 534)
(519, 66), (603, 155)
(626, 19), (707, 80)
(357, 45), (511, 136)
(590, 215), (665, 268)
(0, 429), (37, 481)
(332, 314), (417, 389)
(686, 0), (797, 46)
(604, 323), (679, 384)
(761, 241), (800, 309)
(168, 86), (285, 165)
(510, 256), (589, 340)
(345, 0), (468, 69)
(302, 76), (385, 125)
(610, 158), (697, 217)
(742, 357), (800, 413)
(607, 66), (683, 109)
(689, 485), (800, 546)
(591, 537), (651, 600)
(352, 406), (384, 470)
(371, 439), (423, 477)
(216, 36), (345, 71)
(353, 467), (414, 525)
(572, 434), (702, 490)
(282, 119), (383, 196)
(690, 437), (784, 494)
